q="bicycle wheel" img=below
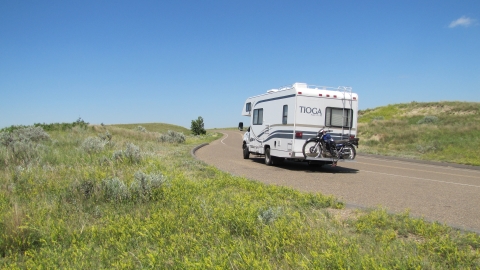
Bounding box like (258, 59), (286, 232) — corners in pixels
(303, 141), (322, 158)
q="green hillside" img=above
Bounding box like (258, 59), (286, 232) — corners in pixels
(358, 101), (480, 166)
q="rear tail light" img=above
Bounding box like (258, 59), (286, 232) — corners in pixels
(350, 135), (355, 139)
(295, 132), (303, 138)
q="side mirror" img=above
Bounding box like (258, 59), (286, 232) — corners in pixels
(238, 122), (243, 131)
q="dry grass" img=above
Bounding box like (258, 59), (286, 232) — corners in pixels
(108, 123), (190, 134)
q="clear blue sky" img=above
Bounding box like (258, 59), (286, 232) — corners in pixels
(1, 1), (479, 129)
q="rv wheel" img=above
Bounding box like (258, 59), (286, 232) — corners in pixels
(265, 147), (273, 166)
(243, 143), (250, 159)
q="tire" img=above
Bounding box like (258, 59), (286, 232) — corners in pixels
(303, 141), (322, 158)
(243, 143), (250, 159)
(342, 145), (356, 160)
(265, 147), (273, 166)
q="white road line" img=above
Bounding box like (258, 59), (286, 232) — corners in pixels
(359, 156), (480, 174)
(221, 133), (228, 145)
(356, 161), (480, 179)
(362, 170), (480, 188)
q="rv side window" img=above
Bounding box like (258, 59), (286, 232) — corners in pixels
(245, 102), (251, 112)
(325, 107), (353, 128)
(253, 109), (263, 125)
(282, 105), (288, 125)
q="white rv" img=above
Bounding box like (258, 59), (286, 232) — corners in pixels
(241, 82), (359, 166)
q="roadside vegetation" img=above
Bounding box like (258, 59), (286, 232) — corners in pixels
(0, 121), (479, 268)
(109, 122), (190, 134)
(358, 101), (480, 166)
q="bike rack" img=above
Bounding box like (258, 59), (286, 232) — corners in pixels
(304, 157), (356, 162)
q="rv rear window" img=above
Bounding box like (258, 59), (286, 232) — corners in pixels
(246, 102), (251, 112)
(253, 109), (263, 125)
(325, 107), (352, 128)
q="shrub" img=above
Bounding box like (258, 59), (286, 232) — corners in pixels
(0, 126), (50, 164)
(112, 150), (124, 161)
(124, 143), (142, 163)
(66, 180), (97, 202)
(130, 171), (167, 201)
(14, 126), (50, 143)
(78, 180), (95, 199)
(111, 143), (142, 163)
(191, 116), (206, 135)
(0, 126), (50, 147)
(10, 141), (40, 163)
(81, 137), (105, 154)
(158, 130), (186, 144)
(101, 178), (129, 202)
(417, 115), (439, 124)
(416, 141), (442, 154)
(0, 147), (7, 168)
(98, 130), (112, 142)
(33, 118), (89, 131)
(135, 126), (147, 133)
(258, 207), (282, 224)
(0, 131), (13, 147)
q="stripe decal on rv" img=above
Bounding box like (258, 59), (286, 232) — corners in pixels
(254, 94), (296, 107)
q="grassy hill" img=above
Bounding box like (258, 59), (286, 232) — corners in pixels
(358, 101), (480, 166)
(1, 121), (479, 268)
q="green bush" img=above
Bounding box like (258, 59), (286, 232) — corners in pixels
(130, 171), (167, 201)
(81, 137), (106, 154)
(124, 143), (142, 163)
(191, 116), (206, 135)
(0, 126), (50, 147)
(258, 207), (282, 224)
(112, 150), (124, 161)
(110, 143), (142, 163)
(102, 178), (130, 202)
(417, 115), (439, 124)
(0, 126), (50, 164)
(158, 130), (186, 144)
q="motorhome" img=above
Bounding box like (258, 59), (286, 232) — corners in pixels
(241, 82), (359, 166)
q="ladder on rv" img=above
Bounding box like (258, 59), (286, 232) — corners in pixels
(339, 86), (353, 139)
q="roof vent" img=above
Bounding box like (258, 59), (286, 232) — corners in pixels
(267, 89), (278, 93)
(292, 82), (307, 88)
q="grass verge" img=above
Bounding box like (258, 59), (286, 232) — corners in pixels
(0, 122), (478, 268)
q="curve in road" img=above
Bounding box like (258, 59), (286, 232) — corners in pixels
(195, 130), (480, 233)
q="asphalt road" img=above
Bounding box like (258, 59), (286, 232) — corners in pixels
(195, 130), (480, 233)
